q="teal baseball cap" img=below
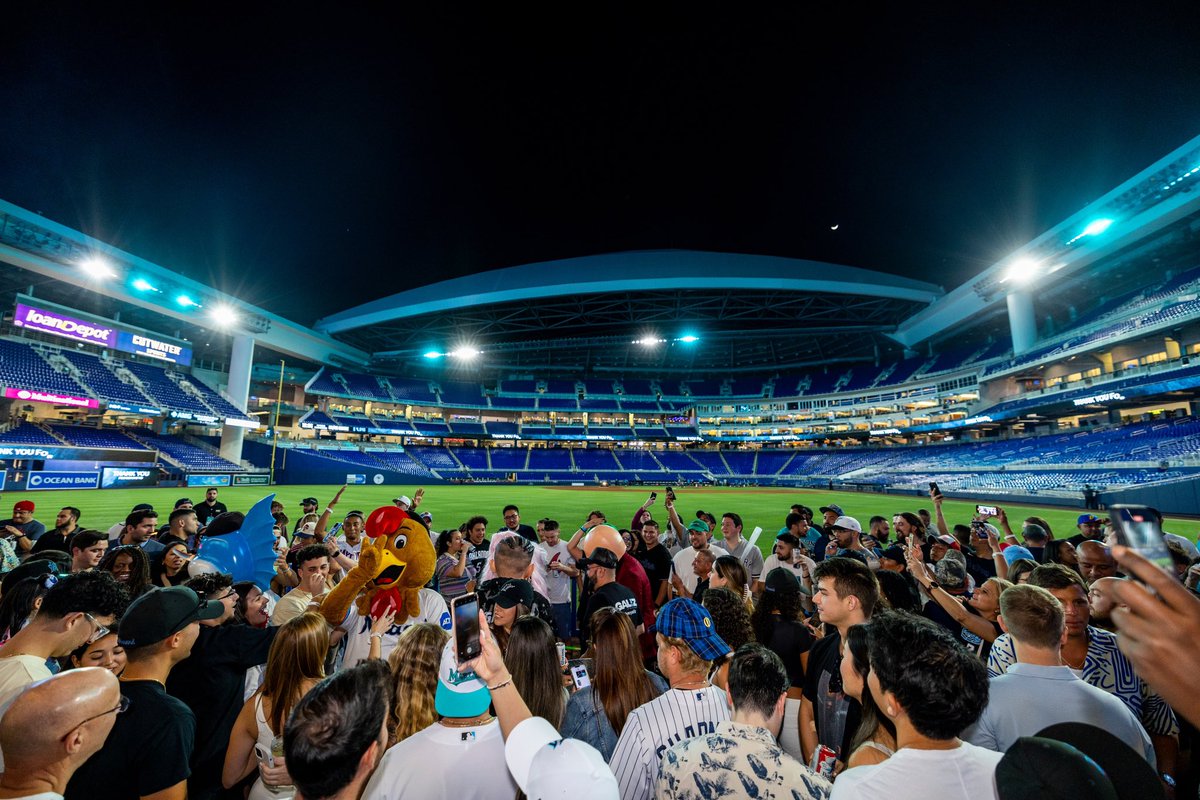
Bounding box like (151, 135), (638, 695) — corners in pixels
(434, 639), (492, 718)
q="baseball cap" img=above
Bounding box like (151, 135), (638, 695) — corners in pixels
(1077, 514), (1101, 525)
(118, 586), (224, 648)
(505, 716), (619, 800)
(394, 495), (413, 507)
(13, 500), (34, 513)
(879, 545), (906, 565)
(934, 555), (967, 587)
(434, 639), (491, 718)
(819, 504), (844, 516)
(775, 530), (801, 547)
(686, 519), (709, 534)
(1, 558), (58, 594)
(1002, 545), (1035, 565)
(831, 515), (861, 533)
(932, 533), (961, 551)
(1036, 722), (1159, 800)
(295, 522), (317, 538)
(657, 598), (730, 662)
(578, 547), (619, 570)
(996, 737), (1117, 800)
(419, 511), (433, 524)
(300, 497), (318, 506)
(493, 579), (535, 610)
(130, 503), (154, 513)
(763, 567), (800, 595)
(174, 498), (193, 508)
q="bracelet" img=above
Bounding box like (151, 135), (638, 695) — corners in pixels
(325, 507), (334, 516)
(370, 633), (384, 641)
(488, 678), (513, 691)
(991, 552), (1004, 559)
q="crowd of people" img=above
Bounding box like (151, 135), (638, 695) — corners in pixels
(0, 484), (1197, 799)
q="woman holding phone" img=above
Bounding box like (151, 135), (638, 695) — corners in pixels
(152, 540), (193, 587)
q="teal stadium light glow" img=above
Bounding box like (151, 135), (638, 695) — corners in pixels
(423, 351), (444, 359)
(175, 294), (200, 308)
(678, 335), (700, 343)
(132, 278), (159, 292)
(1066, 217), (1114, 245)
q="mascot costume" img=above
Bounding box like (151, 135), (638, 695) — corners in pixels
(319, 505), (437, 626)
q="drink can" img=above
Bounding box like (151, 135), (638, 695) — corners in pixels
(811, 744), (838, 780)
(556, 642), (567, 669)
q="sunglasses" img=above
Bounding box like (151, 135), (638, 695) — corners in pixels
(83, 612), (110, 645)
(62, 694), (130, 741)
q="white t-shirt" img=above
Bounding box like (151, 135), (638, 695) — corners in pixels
(537, 540), (575, 604)
(609, 685), (731, 800)
(336, 537), (362, 562)
(829, 741), (1002, 800)
(760, 553), (815, 585)
(361, 718), (517, 800)
(339, 588), (451, 667)
(671, 545), (729, 593)
(0, 654), (54, 772)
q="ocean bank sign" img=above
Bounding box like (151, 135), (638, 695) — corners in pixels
(28, 471), (100, 490)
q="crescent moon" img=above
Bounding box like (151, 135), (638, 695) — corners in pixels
(830, 224), (839, 231)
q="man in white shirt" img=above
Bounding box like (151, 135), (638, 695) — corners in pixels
(756, 531), (816, 598)
(609, 598), (732, 800)
(671, 520), (727, 596)
(718, 512), (764, 584)
(963, 584), (1155, 763)
(362, 639), (517, 800)
(271, 544), (331, 626)
(829, 613), (1000, 800)
(535, 520), (578, 640)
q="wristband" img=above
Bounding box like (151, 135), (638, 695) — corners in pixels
(487, 678), (513, 692)
(325, 507), (334, 516)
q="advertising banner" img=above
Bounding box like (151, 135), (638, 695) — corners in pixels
(100, 466), (158, 489)
(232, 474), (270, 486)
(27, 471), (100, 490)
(115, 330), (193, 366)
(107, 402), (164, 415)
(13, 303), (116, 346)
(186, 474), (232, 487)
(346, 473), (366, 485)
(4, 388), (100, 409)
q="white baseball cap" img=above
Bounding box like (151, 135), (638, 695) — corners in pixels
(394, 495), (413, 508)
(505, 717), (618, 800)
(831, 515), (861, 534)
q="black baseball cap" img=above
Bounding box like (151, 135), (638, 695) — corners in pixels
(118, 586), (224, 648)
(1, 559), (58, 594)
(763, 567), (800, 595)
(130, 503), (154, 513)
(174, 498), (193, 508)
(300, 497), (319, 506)
(578, 546), (619, 570)
(494, 580), (535, 610)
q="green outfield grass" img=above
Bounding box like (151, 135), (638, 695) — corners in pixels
(44, 483), (1200, 550)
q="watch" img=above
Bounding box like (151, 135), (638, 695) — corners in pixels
(927, 580), (941, 590)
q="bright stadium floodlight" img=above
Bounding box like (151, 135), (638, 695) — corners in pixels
(1066, 217), (1115, 245)
(132, 278), (159, 293)
(450, 346), (480, 360)
(175, 294), (201, 308)
(78, 256), (115, 280)
(1002, 257), (1041, 285)
(678, 335), (700, 343)
(423, 351), (444, 359)
(209, 304), (239, 328)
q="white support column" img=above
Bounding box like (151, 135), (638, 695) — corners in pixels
(219, 334), (255, 465)
(1007, 289), (1037, 356)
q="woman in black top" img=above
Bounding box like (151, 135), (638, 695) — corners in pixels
(750, 567), (814, 761)
(151, 541), (193, 587)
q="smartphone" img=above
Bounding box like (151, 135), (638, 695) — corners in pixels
(1109, 505), (1173, 571)
(254, 743), (274, 768)
(665, 486), (676, 502)
(649, 491), (658, 501)
(451, 593), (481, 664)
(328, 522), (343, 537)
(976, 504), (998, 517)
(571, 663), (591, 690)
(929, 481), (942, 497)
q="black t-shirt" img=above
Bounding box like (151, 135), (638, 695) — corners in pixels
(66, 680), (195, 800)
(166, 623), (277, 800)
(765, 618), (815, 688)
(504, 524), (538, 543)
(466, 538), (491, 581)
(582, 580), (642, 640)
(964, 552), (997, 586)
(196, 501), (228, 526)
(30, 526), (71, 554)
(476, 577), (555, 627)
(801, 631), (861, 759)
(692, 578), (710, 607)
(637, 544), (673, 605)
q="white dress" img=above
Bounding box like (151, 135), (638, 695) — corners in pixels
(248, 695), (295, 800)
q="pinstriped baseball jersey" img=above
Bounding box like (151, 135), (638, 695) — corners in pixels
(608, 685), (731, 800)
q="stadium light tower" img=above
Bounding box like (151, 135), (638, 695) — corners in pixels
(1002, 257), (1041, 285)
(450, 346), (480, 360)
(175, 294), (201, 309)
(131, 278), (160, 293)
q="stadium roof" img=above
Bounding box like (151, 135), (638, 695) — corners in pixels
(315, 250), (944, 373)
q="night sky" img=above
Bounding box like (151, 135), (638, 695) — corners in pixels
(2, 4), (1199, 327)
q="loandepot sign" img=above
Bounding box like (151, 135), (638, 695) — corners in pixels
(13, 296), (193, 366)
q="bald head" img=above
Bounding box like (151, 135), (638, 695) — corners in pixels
(1087, 576), (1126, 621)
(1, 667), (120, 771)
(1077, 540), (1117, 584)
